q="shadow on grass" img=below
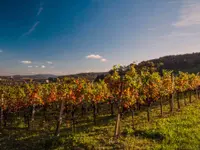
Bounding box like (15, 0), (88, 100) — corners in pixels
(133, 130), (165, 142)
(60, 114), (115, 133)
(0, 127), (55, 150)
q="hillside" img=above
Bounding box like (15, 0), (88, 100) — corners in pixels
(0, 74), (57, 80)
(58, 72), (108, 81)
(1, 52), (200, 81)
(93, 52), (200, 81)
(138, 52), (200, 74)
(1, 52), (200, 149)
(59, 52), (200, 79)
(1, 93), (200, 149)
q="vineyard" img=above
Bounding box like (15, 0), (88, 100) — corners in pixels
(0, 63), (200, 149)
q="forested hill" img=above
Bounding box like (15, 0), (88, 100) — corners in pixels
(58, 52), (200, 81)
(58, 72), (108, 81)
(2, 52), (200, 81)
(137, 52), (200, 74)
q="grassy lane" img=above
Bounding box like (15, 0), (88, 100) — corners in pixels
(1, 96), (200, 149)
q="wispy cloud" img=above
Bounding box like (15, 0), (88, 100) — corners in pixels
(168, 0), (179, 4)
(46, 61), (53, 64)
(36, 3), (43, 16)
(173, 0), (200, 27)
(160, 31), (200, 38)
(148, 28), (156, 31)
(28, 66), (32, 68)
(0, 49), (3, 53)
(37, 7), (43, 16)
(22, 21), (40, 36)
(35, 66), (38, 68)
(21, 61), (32, 64)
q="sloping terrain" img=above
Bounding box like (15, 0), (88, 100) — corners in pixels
(0, 95), (200, 149)
(138, 52), (200, 73)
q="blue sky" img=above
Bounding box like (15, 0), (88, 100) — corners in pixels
(0, 0), (200, 75)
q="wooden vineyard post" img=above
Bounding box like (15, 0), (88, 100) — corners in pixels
(114, 104), (121, 138)
(189, 91), (192, 103)
(55, 99), (65, 136)
(147, 99), (151, 122)
(30, 104), (36, 130)
(114, 75), (123, 139)
(170, 74), (174, 113)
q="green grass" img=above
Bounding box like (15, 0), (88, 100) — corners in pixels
(1, 96), (200, 150)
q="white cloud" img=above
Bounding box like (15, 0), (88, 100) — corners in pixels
(86, 54), (108, 62)
(46, 61), (53, 64)
(21, 60), (32, 64)
(101, 58), (107, 62)
(86, 54), (102, 59)
(22, 21), (40, 36)
(28, 66), (32, 68)
(0, 49), (3, 53)
(41, 65), (46, 68)
(173, 0), (200, 27)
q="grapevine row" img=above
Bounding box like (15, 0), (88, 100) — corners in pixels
(0, 63), (200, 137)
